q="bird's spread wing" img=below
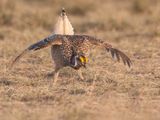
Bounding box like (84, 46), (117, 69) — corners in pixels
(106, 47), (131, 67)
(10, 34), (62, 68)
(84, 35), (132, 67)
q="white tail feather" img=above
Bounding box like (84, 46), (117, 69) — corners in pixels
(53, 10), (74, 35)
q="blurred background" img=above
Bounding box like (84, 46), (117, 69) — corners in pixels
(0, 0), (160, 120)
(0, 0), (160, 34)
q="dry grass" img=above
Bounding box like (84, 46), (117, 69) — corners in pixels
(0, 0), (160, 120)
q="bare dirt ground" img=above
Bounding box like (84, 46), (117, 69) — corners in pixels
(0, 0), (160, 120)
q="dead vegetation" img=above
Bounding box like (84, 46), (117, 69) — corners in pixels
(0, 0), (160, 120)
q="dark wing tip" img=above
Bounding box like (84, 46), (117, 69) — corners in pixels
(108, 48), (132, 68)
(9, 49), (29, 69)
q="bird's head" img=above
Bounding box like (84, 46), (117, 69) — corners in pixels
(70, 53), (88, 70)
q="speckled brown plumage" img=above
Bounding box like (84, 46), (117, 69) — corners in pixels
(11, 34), (131, 70)
(10, 9), (131, 81)
(60, 35), (91, 66)
(51, 8), (74, 76)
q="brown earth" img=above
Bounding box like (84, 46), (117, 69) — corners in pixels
(0, 0), (160, 120)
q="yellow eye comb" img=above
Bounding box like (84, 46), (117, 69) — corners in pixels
(79, 56), (88, 63)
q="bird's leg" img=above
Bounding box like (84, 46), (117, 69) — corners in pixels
(77, 69), (84, 80)
(53, 68), (60, 84)
(71, 76), (76, 94)
(88, 72), (97, 96)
